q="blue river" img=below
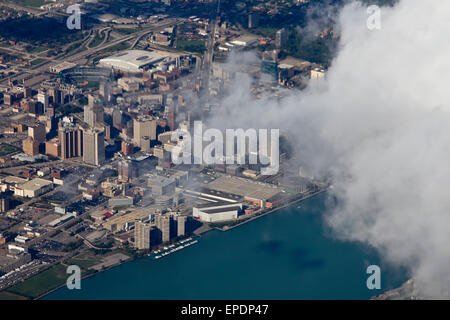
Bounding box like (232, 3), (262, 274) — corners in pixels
(43, 193), (407, 299)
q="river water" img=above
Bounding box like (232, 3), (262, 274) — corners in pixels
(43, 193), (407, 299)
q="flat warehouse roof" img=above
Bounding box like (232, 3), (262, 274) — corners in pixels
(99, 50), (166, 71)
(201, 206), (242, 214)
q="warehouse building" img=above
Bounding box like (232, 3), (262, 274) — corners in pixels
(193, 202), (242, 222)
(14, 178), (53, 198)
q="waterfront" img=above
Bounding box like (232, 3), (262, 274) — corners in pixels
(43, 193), (408, 300)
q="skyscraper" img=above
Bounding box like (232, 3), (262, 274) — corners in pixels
(134, 221), (151, 250)
(58, 123), (83, 159)
(177, 215), (186, 237)
(133, 116), (158, 152)
(100, 80), (112, 104)
(275, 28), (288, 49)
(167, 105), (176, 131)
(22, 137), (39, 156)
(37, 90), (49, 113)
(248, 13), (260, 29)
(84, 94), (104, 127)
(112, 108), (122, 129)
(156, 215), (171, 243)
(28, 123), (46, 143)
(82, 128), (105, 166)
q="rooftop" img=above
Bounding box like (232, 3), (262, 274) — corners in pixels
(99, 50), (166, 72)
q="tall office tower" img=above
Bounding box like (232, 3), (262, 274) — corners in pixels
(121, 140), (134, 155)
(134, 221), (151, 250)
(0, 196), (10, 213)
(48, 88), (61, 105)
(46, 106), (55, 118)
(100, 80), (112, 103)
(118, 160), (137, 182)
(37, 90), (49, 113)
(22, 137), (39, 156)
(23, 86), (32, 98)
(248, 13), (259, 28)
(84, 94), (104, 127)
(82, 128), (105, 166)
(177, 215), (186, 237)
(112, 108), (122, 129)
(133, 116), (157, 152)
(167, 105), (175, 131)
(58, 123), (83, 159)
(275, 28), (288, 49)
(28, 123), (46, 143)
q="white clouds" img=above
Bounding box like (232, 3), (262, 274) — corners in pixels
(209, 0), (450, 297)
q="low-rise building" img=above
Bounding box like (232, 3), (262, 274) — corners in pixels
(193, 202), (242, 222)
(14, 178), (53, 198)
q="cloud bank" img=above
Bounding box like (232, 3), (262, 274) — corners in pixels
(208, 0), (450, 297)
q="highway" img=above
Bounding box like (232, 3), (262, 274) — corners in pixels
(198, 0), (221, 100)
(0, 19), (183, 85)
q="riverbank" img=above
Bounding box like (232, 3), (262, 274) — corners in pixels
(35, 188), (328, 300)
(214, 188), (328, 232)
(34, 252), (132, 300)
(41, 191), (407, 300)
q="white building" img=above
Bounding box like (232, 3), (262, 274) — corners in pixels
(310, 68), (325, 80)
(193, 202), (242, 222)
(98, 50), (166, 72)
(14, 178), (53, 198)
(48, 212), (77, 228)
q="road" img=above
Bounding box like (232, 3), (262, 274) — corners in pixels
(198, 0), (221, 100)
(0, 19), (183, 85)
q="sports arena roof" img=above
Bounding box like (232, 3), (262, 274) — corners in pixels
(98, 50), (166, 72)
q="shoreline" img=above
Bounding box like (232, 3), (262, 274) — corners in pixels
(35, 188), (328, 300)
(214, 188), (328, 232)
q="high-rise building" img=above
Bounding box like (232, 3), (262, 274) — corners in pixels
(248, 13), (260, 28)
(133, 116), (158, 152)
(100, 80), (112, 103)
(45, 139), (61, 158)
(58, 123), (83, 159)
(121, 141), (134, 155)
(134, 221), (151, 250)
(167, 105), (176, 131)
(48, 88), (61, 105)
(82, 128), (105, 166)
(28, 100), (44, 115)
(23, 86), (32, 98)
(156, 215), (171, 243)
(28, 123), (46, 143)
(0, 197), (9, 213)
(118, 160), (138, 182)
(22, 137), (39, 156)
(37, 90), (49, 113)
(112, 108), (122, 129)
(177, 215), (186, 237)
(84, 95), (104, 127)
(275, 28), (288, 49)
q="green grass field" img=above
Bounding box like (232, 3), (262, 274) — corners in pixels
(176, 38), (205, 53)
(0, 144), (20, 157)
(100, 42), (130, 54)
(7, 264), (68, 299)
(30, 58), (45, 66)
(18, 0), (46, 7)
(90, 33), (105, 48)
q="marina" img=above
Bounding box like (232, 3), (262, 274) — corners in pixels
(151, 237), (200, 260)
